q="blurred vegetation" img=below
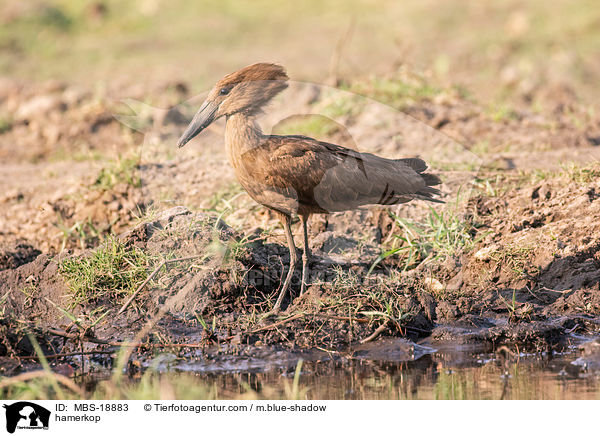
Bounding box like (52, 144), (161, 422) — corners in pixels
(1, 0), (599, 106)
(93, 154), (141, 190)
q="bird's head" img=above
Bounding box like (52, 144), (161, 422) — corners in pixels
(177, 63), (288, 147)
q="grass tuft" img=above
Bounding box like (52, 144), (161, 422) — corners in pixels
(0, 115), (12, 134)
(346, 73), (441, 110)
(561, 162), (600, 183)
(59, 236), (149, 308)
(371, 206), (479, 273)
(93, 155), (141, 190)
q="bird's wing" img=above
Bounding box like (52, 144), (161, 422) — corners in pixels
(248, 135), (441, 213)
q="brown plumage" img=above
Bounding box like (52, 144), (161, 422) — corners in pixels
(178, 63), (442, 312)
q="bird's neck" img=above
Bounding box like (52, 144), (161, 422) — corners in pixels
(224, 112), (264, 166)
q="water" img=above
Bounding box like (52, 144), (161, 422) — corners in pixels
(143, 337), (600, 400)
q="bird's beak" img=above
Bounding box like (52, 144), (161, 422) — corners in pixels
(177, 100), (218, 147)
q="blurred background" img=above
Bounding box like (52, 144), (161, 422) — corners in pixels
(1, 0), (599, 105)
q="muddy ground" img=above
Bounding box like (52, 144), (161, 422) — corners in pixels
(1, 69), (600, 377)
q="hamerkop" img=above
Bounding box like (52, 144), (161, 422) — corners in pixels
(178, 63), (442, 312)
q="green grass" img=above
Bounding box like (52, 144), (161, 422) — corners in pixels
(0, 115), (12, 134)
(273, 114), (342, 138)
(490, 243), (535, 280)
(0, 371), (219, 400)
(486, 103), (520, 122)
(474, 161), (600, 201)
(498, 288), (518, 317)
(0, 368), (313, 400)
(93, 154), (141, 190)
(371, 206), (479, 273)
(433, 370), (473, 400)
(59, 236), (149, 308)
(56, 216), (102, 251)
(561, 162), (600, 183)
(346, 72), (442, 110)
(203, 182), (246, 213)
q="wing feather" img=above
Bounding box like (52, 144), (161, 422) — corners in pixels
(239, 135), (442, 215)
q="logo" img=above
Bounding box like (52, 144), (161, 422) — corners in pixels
(2, 402), (50, 433)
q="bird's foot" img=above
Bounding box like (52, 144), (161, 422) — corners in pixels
(300, 279), (308, 296)
(268, 306), (282, 316)
(260, 308), (281, 320)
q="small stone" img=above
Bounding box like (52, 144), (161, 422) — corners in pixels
(423, 277), (444, 292)
(474, 244), (498, 261)
(538, 183), (552, 200)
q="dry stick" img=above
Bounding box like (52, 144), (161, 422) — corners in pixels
(20, 350), (116, 360)
(327, 18), (355, 86)
(222, 313), (364, 340)
(523, 285), (544, 302)
(314, 314), (370, 323)
(245, 313), (305, 335)
(46, 328), (112, 345)
(359, 320), (390, 344)
(0, 370), (85, 396)
(117, 255), (201, 316)
(44, 327), (205, 349)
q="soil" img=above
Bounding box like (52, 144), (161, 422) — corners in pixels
(1, 73), (600, 376)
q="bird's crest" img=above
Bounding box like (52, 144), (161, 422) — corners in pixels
(216, 63), (288, 88)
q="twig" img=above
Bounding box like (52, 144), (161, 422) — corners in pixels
(246, 313), (305, 334)
(359, 321), (389, 344)
(523, 284), (545, 302)
(117, 255), (201, 315)
(566, 324), (580, 334)
(539, 286), (572, 294)
(42, 327), (205, 349)
(327, 18), (355, 86)
(403, 325), (432, 334)
(314, 313), (370, 323)
(20, 350), (116, 360)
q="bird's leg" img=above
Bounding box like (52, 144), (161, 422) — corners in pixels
(300, 214), (311, 296)
(273, 213), (297, 312)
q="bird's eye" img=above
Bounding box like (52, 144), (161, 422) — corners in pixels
(220, 87), (230, 95)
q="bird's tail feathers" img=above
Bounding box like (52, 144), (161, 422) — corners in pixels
(397, 157), (444, 203)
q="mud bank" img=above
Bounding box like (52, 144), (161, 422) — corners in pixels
(1, 196), (599, 376)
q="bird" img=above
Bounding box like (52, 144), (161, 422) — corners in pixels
(177, 63), (442, 312)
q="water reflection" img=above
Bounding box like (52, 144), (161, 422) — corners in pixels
(196, 341), (600, 400)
